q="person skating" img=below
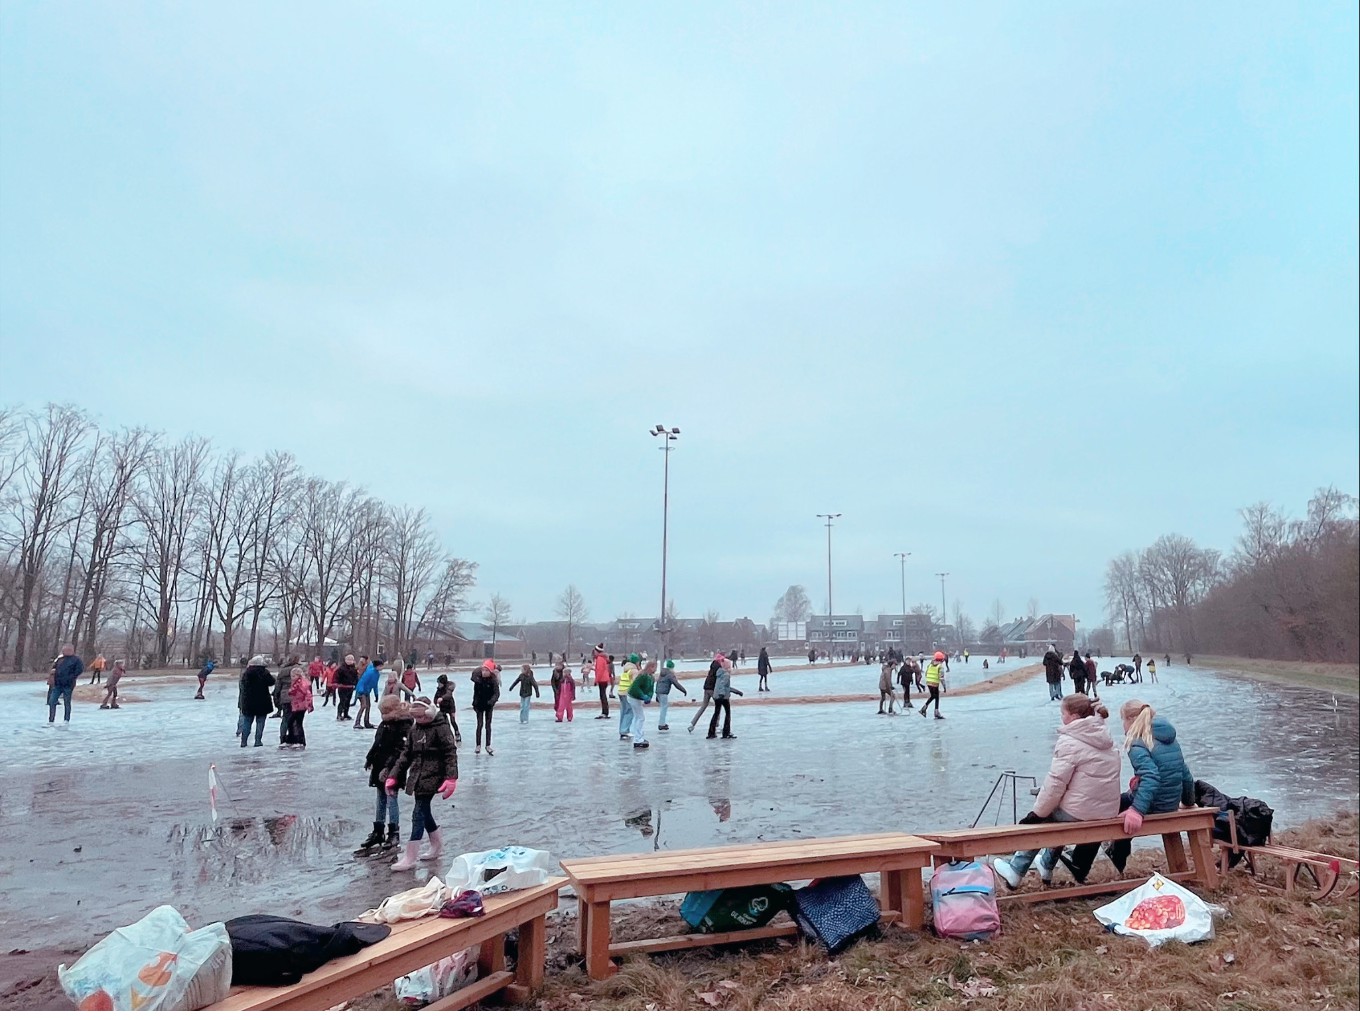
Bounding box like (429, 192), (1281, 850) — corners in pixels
(356, 695), (412, 857)
(354, 657), (382, 729)
(387, 697), (459, 871)
(877, 660), (898, 714)
(90, 654), (106, 685)
(991, 694), (1120, 890)
(274, 663), (294, 744)
(194, 657), (216, 700)
(1042, 644), (1063, 701)
(616, 655), (637, 741)
(549, 661), (564, 715)
(47, 644), (84, 724)
(1084, 652), (1098, 697)
(592, 644), (610, 718)
(333, 654), (359, 720)
(1147, 659), (1158, 683)
(556, 666), (577, 722)
(99, 659), (126, 709)
(897, 657), (915, 710)
(628, 659), (656, 748)
(401, 663), (422, 702)
(509, 664), (539, 724)
(308, 655), (324, 692)
(918, 651), (947, 719)
(285, 665), (314, 747)
(1132, 652), (1143, 683)
(238, 656), (275, 747)
(1068, 649), (1089, 696)
(470, 660), (500, 754)
(688, 658), (720, 733)
(655, 659), (686, 730)
(433, 673), (462, 743)
(706, 656), (743, 738)
(757, 647), (772, 692)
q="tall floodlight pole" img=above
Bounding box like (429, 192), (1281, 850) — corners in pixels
(937, 572), (950, 627)
(895, 552), (911, 645)
(816, 514), (842, 652)
(650, 426), (681, 658)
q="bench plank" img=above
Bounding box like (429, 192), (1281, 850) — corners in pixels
(206, 879), (565, 1011)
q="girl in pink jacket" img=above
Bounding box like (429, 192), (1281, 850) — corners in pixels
(286, 667), (315, 748)
(992, 694), (1121, 890)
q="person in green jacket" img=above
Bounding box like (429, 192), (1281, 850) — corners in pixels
(628, 659), (656, 749)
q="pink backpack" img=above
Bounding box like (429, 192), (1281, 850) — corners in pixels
(930, 860), (1001, 940)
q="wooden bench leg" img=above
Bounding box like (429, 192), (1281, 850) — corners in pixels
(1162, 832), (1189, 875)
(1189, 830), (1218, 890)
(503, 914), (547, 1004)
(478, 930), (506, 977)
(879, 870), (903, 917)
(903, 867), (925, 930)
(585, 901), (615, 981)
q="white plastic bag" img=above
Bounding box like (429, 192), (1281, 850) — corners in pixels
(445, 846), (552, 897)
(357, 876), (453, 924)
(393, 947), (478, 1006)
(57, 905), (232, 1010)
(1092, 872), (1220, 947)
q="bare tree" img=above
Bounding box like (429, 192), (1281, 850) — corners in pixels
(989, 598), (1005, 628)
(244, 452), (299, 655)
(484, 594), (512, 658)
(772, 584), (812, 623)
(412, 557), (478, 642)
(295, 479), (365, 654)
(387, 506), (440, 656)
(556, 584), (588, 657)
(8, 406), (92, 669)
(1025, 596), (1040, 619)
(134, 436), (210, 666)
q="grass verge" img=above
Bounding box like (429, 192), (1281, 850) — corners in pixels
(1195, 656), (1359, 698)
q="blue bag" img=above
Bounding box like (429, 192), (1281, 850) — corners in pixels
(680, 884), (792, 934)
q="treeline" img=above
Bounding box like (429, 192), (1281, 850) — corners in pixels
(1104, 488), (1359, 662)
(0, 404), (477, 671)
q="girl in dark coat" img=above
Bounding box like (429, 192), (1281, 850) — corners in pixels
(687, 658), (721, 733)
(386, 698), (458, 871)
(470, 661), (500, 755)
(433, 673), (461, 743)
(1042, 645), (1064, 701)
(1068, 649), (1089, 695)
(332, 655), (359, 721)
(355, 695), (412, 856)
(238, 657), (275, 747)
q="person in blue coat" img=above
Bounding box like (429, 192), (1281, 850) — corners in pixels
(354, 658), (383, 730)
(1106, 699), (1196, 872)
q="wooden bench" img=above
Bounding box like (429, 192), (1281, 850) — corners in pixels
(561, 833), (938, 980)
(1216, 810), (1359, 899)
(924, 807), (1220, 904)
(205, 879), (567, 1011)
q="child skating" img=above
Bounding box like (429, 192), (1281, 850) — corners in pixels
(878, 661), (898, 714)
(556, 667), (577, 722)
(655, 659), (686, 730)
(919, 651), (947, 719)
(356, 695), (412, 858)
(707, 656), (744, 739)
(628, 659), (656, 749)
(509, 664), (539, 723)
(386, 697), (458, 871)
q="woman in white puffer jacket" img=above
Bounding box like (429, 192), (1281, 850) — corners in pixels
(993, 693), (1122, 890)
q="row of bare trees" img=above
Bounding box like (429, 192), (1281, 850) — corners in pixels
(1103, 487), (1358, 661)
(0, 404), (477, 671)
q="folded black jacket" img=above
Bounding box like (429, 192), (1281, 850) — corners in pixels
(225, 914), (390, 985)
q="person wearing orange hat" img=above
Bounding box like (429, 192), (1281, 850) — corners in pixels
(919, 651), (947, 719)
(470, 660), (501, 755)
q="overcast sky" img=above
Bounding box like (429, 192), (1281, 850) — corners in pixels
(2, 2), (1356, 631)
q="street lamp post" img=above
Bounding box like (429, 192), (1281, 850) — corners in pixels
(650, 425), (681, 659)
(895, 552), (911, 647)
(936, 571), (950, 635)
(816, 514), (841, 654)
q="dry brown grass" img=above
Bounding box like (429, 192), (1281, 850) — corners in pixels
(521, 812), (1359, 1012)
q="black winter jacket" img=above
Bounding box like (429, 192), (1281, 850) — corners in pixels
(1068, 656), (1088, 683)
(393, 716), (459, 796)
(364, 718), (412, 788)
(1042, 650), (1063, 683)
(241, 665), (277, 717)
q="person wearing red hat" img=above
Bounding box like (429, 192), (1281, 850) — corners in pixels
(919, 651), (947, 719)
(470, 660), (500, 755)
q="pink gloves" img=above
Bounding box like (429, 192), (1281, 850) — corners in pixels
(384, 778), (397, 791)
(438, 779), (457, 799)
(1122, 808), (1144, 835)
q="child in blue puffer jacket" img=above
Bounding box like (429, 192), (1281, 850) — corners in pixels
(1106, 699), (1195, 872)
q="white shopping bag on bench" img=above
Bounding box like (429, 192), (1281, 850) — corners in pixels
(446, 846), (551, 897)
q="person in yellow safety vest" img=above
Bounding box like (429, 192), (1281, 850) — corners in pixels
(616, 655), (638, 741)
(919, 651), (947, 720)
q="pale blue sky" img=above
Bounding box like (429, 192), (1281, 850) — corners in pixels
(2, 2), (1356, 630)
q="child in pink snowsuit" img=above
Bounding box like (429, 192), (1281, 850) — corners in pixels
(555, 667), (576, 722)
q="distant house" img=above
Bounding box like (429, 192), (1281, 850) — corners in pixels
(807, 615), (864, 648)
(1024, 614), (1077, 652)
